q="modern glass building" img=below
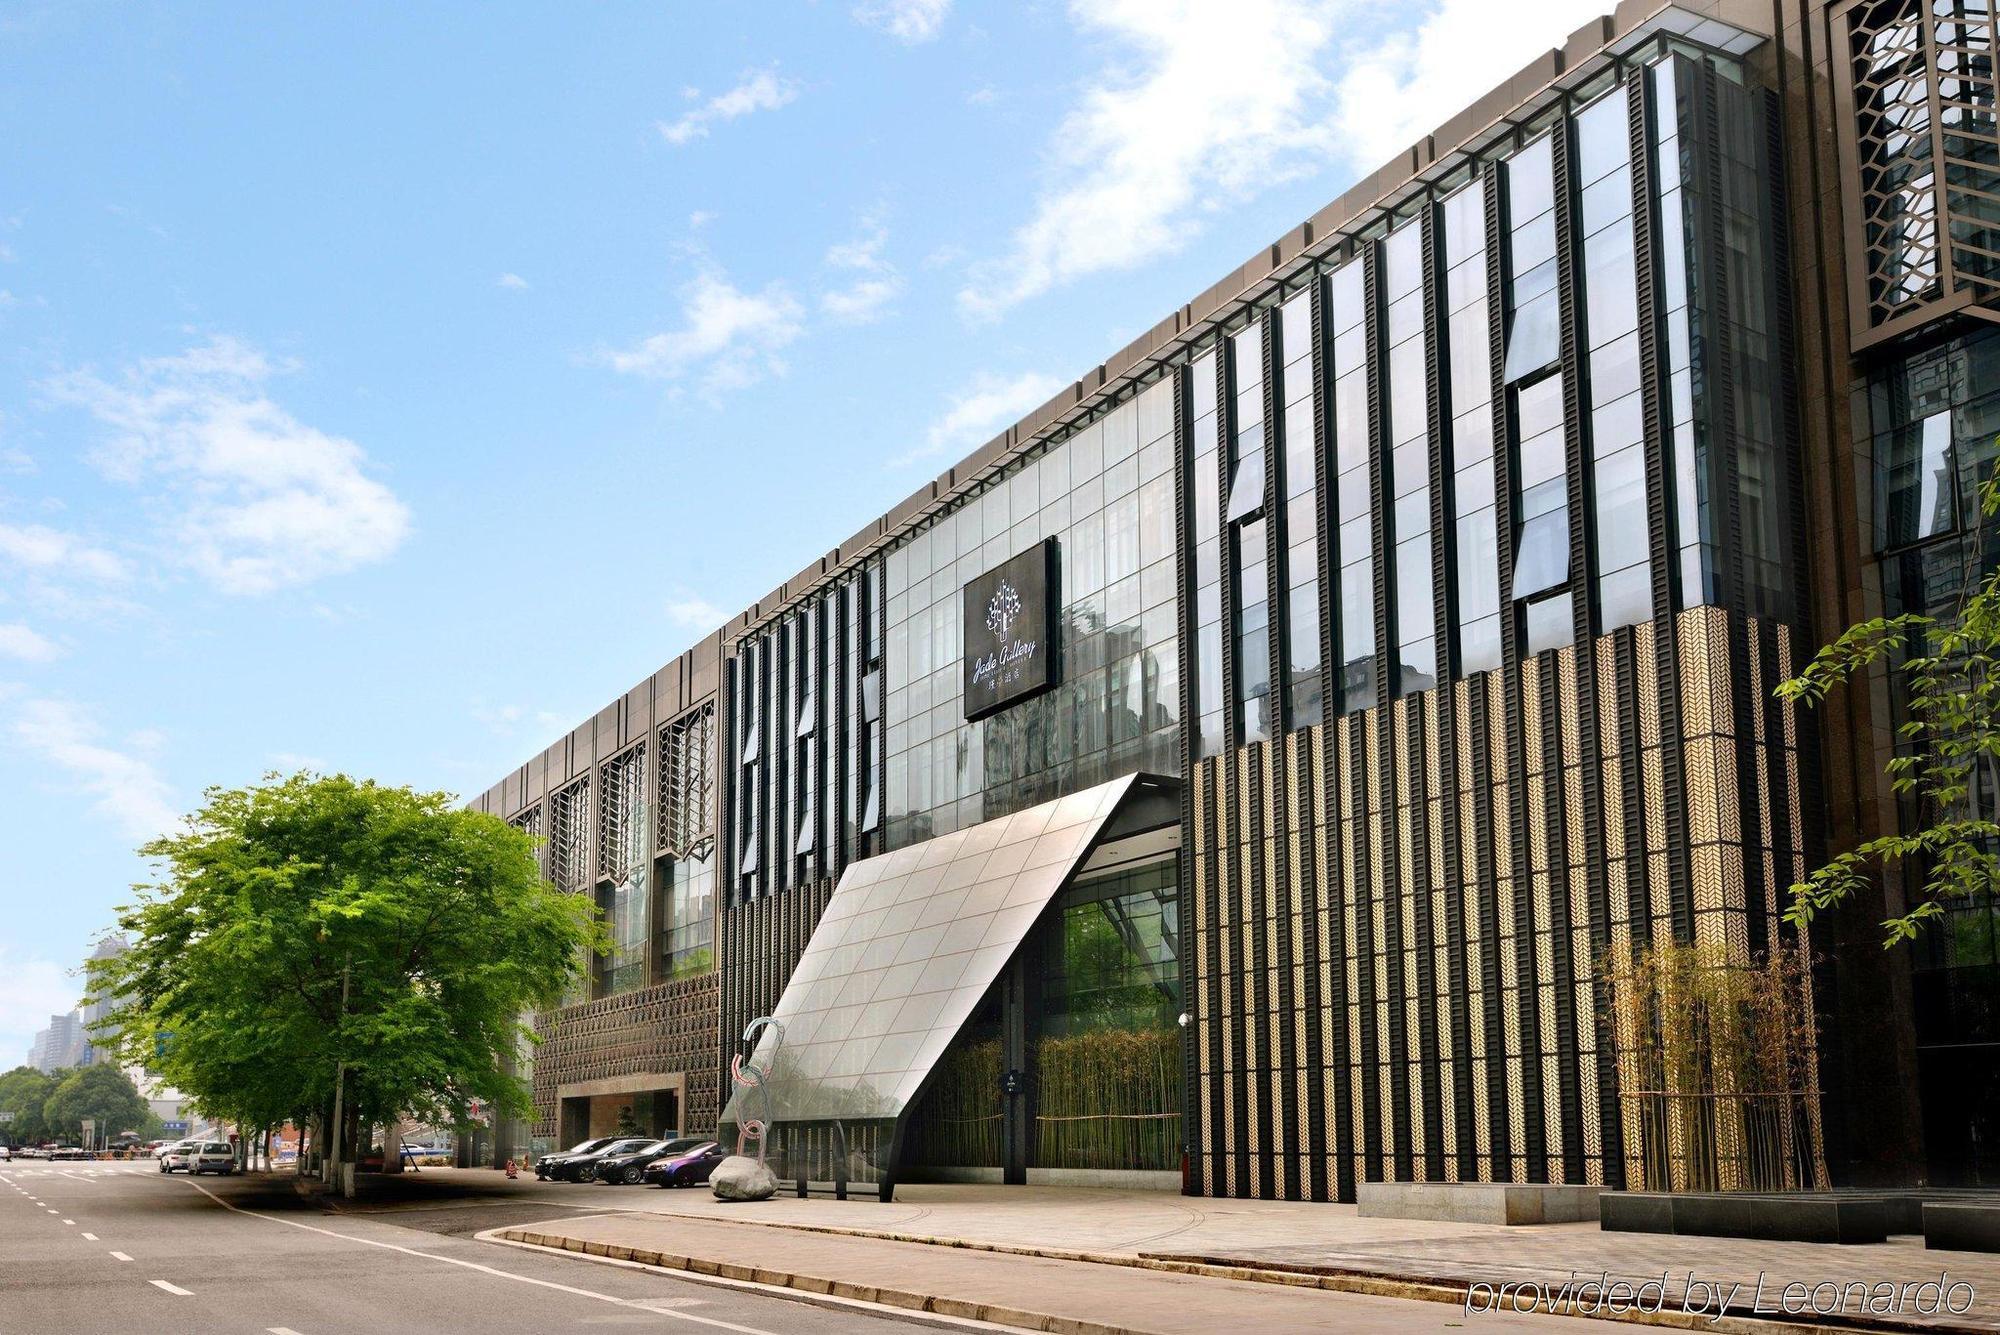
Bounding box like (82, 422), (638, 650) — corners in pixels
(475, 0), (2000, 1196)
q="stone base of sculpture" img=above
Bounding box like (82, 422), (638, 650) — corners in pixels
(710, 1154), (777, 1202)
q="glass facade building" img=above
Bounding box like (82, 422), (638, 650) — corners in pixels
(474, 0), (2000, 1195)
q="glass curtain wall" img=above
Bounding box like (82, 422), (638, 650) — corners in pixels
(1384, 218), (1436, 692)
(884, 378), (1180, 846)
(1575, 89), (1649, 631)
(1227, 324), (1272, 741)
(1502, 134), (1575, 654)
(1277, 289), (1323, 725)
(1329, 261), (1375, 712)
(1445, 178), (1502, 671)
(1191, 350), (1225, 755)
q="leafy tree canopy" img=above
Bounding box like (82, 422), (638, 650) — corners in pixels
(44, 1065), (149, 1141)
(0, 1066), (58, 1143)
(1782, 469), (2000, 944)
(88, 773), (600, 1146)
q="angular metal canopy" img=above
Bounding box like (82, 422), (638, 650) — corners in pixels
(722, 773), (1153, 1128)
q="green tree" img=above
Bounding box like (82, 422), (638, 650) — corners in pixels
(0, 1066), (58, 1144)
(88, 772), (601, 1190)
(1781, 469), (2000, 944)
(44, 1065), (149, 1146)
(613, 1104), (643, 1137)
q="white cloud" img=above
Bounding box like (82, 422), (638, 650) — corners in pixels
(666, 595), (725, 631)
(959, 0), (1604, 319)
(900, 370), (1065, 467)
(688, 210), (716, 230)
(496, 272), (530, 290)
(658, 70), (800, 146)
(46, 334), (412, 596)
(0, 622), (60, 663)
(1329, 0), (1604, 170)
(959, 0), (1345, 319)
(598, 268), (804, 394)
(820, 219), (904, 325)
(12, 696), (179, 844)
(471, 701), (570, 741)
(854, 0), (951, 43)
(0, 949), (80, 1070)
(0, 522), (127, 582)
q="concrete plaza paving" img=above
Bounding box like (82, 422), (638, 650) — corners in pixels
(462, 1173), (2000, 1331)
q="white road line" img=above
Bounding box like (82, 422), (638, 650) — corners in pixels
(110, 1251), (132, 1262)
(148, 1280), (193, 1296)
(62, 1218), (74, 1225)
(268, 1328), (307, 1334)
(45, 1208), (58, 1214)
(81, 1232), (97, 1240)
(178, 1178), (783, 1335)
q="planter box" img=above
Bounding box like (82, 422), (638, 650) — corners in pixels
(1924, 1203), (2000, 1253)
(1357, 1182), (1605, 1225)
(1601, 1192), (1890, 1244)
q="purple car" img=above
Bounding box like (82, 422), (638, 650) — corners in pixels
(640, 1139), (726, 1188)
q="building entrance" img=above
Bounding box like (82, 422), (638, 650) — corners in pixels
(556, 1074), (687, 1145)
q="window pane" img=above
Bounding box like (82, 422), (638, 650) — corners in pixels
(1225, 451), (1265, 521)
(1524, 591), (1574, 654)
(1878, 411), (1956, 548)
(1503, 293), (1560, 382)
(1512, 509), (1571, 600)
(1594, 445), (1649, 574)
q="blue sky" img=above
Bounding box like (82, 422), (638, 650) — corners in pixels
(0, 0), (1603, 1065)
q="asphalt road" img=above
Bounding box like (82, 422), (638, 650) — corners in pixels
(0, 1161), (955, 1334)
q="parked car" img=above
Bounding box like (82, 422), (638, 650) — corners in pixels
(14, 1146), (47, 1160)
(549, 1137), (657, 1183)
(163, 1141), (235, 1175)
(0, 1145), (11, 1160)
(593, 1136), (707, 1186)
(642, 1140), (727, 1189)
(155, 1139), (197, 1167)
(48, 1146), (87, 1161)
(533, 1136), (620, 1181)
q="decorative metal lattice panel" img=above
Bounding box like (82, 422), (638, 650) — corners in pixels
(1838, 0), (2000, 345)
(599, 744), (646, 883)
(658, 702), (716, 860)
(549, 776), (590, 893)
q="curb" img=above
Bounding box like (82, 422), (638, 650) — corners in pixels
(495, 1222), (1953, 1335)
(497, 1228), (1133, 1335)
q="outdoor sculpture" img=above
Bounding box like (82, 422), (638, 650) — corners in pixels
(712, 1015), (781, 1202)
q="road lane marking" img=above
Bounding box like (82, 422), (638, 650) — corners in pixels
(269, 1328), (307, 1334)
(179, 1179), (783, 1334)
(149, 1280), (193, 1295)
(45, 1208), (58, 1213)
(62, 1218), (74, 1225)
(110, 1251), (132, 1261)
(82, 1232), (97, 1240)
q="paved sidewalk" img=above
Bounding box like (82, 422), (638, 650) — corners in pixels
(497, 1210), (1604, 1334)
(469, 1176), (2000, 1332)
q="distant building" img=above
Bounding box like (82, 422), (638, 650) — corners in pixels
(77, 936), (125, 1066)
(27, 1013), (84, 1074)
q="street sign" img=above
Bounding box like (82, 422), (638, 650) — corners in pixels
(162, 1120), (187, 1133)
(0, 1111), (13, 1124)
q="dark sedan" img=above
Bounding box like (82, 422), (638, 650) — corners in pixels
(593, 1135), (712, 1185)
(549, 1136), (658, 1183)
(641, 1140), (728, 1188)
(534, 1136), (619, 1181)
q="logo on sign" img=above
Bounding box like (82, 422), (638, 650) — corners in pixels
(986, 580), (1023, 638)
(963, 539), (1059, 721)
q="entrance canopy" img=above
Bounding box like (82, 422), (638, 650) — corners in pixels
(723, 772), (1176, 1130)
